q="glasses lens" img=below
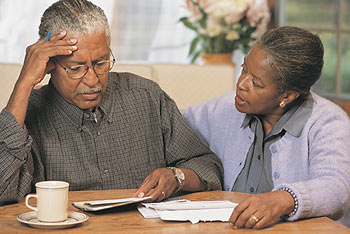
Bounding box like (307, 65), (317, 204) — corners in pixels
(94, 60), (112, 75)
(67, 65), (88, 79)
(65, 57), (115, 79)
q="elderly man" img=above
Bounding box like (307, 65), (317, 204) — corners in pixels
(0, 0), (222, 204)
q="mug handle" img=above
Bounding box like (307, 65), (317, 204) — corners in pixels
(25, 194), (38, 211)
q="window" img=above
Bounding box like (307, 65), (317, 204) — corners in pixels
(110, 0), (192, 63)
(277, 0), (350, 100)
(0, 0), (115, 64)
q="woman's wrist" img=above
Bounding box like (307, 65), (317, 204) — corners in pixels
(280, 187), (299, 217)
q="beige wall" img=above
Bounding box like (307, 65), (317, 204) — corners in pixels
(0, 63), (236, 110)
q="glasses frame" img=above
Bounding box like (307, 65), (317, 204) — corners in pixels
(53, 50), (116, 80)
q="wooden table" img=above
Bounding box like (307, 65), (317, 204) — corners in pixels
(0, 189), (349, 233)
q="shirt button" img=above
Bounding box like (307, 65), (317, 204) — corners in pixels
(257, 155), (261, 160)
(250, 187), (254, 192)
(239, 162), (242, 166)
(97, 131), (101, 136)
(273, 172), (280, 179)
(87, 114), (91, 118)
(104, 169), (109, 174)
(271, 145), (277, 153)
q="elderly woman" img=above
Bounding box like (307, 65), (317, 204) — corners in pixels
(182, 26), (350, 229)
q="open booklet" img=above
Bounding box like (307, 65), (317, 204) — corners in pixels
(73, 196), (153, 211)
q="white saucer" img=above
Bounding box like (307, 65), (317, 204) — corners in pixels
(17, 211), (88, 229)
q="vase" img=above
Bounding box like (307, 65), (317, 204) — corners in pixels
(200, 53), (235, 67)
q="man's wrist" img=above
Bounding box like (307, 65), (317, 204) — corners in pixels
(167, 167), (185, 192)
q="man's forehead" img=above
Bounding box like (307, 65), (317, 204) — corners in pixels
(65, 31), (109, 44)
(59, 31), (110, 62)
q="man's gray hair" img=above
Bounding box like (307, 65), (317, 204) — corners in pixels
(39, 0), (110, 44)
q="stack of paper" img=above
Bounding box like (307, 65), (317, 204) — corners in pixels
(137, 200), (238, 224)
(73, 196), (152, 211)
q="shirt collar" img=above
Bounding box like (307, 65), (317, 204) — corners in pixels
(240, 94), (314, 137)
(283, 94), (314, 137)
(99, 74), (115, 120)
(241, 114), (253, 129)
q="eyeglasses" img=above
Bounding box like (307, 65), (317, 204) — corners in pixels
(53, 50), (116, 80)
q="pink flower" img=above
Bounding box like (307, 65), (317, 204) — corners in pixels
(181, 0), (271, 55)
(225, 9), (245, 25)
(186, 0), (207, 23)
(186, 0), (204, 22)
(247, 0), (270, 33)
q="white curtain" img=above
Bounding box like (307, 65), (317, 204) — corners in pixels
(0, 0), (114, 64)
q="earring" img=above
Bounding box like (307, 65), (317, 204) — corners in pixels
(280, 101), (286, 108)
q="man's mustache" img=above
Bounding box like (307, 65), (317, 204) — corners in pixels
(76, 85), (102, 95)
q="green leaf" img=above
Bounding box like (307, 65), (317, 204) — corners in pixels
(190, 51), (201, 64)
(179, 17), (197, 31)
(246, 26), (257, 34)
(242, 45), (251, 54)
(189, 36), (201, 57)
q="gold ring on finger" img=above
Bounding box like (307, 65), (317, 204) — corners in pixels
(251, 215), (259, 223)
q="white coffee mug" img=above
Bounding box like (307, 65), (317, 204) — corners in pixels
(25, 181), (69, 222)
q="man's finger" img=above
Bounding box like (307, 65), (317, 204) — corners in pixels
(151, 181), (169, 202)
(133, 176), (158, 198)
(38, 31), (67, 44)
(47, 31), (67, 41)
(45, 38), (78, 47)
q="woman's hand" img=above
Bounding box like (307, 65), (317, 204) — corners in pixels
(229, 190), (295, 229)
(133, 168), (178, 202)
(18, 31), (78, 87)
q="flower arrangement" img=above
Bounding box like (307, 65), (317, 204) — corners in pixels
(180, 0), (271, 62)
